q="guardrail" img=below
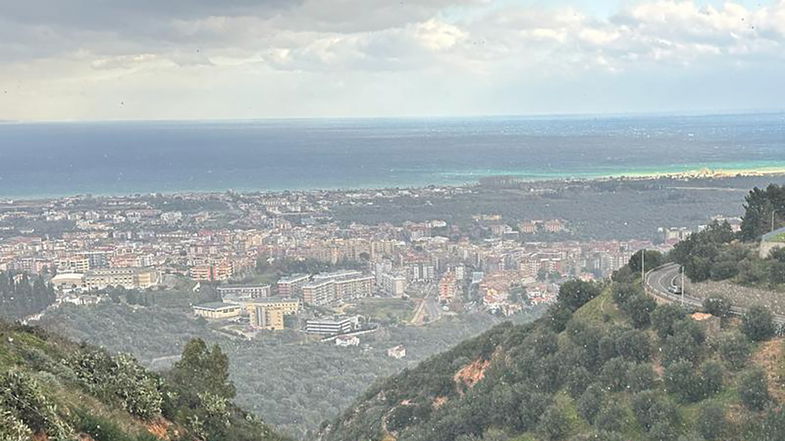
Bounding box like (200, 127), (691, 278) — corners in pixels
(644, 263), (785, 325)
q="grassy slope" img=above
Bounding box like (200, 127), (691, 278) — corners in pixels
(321, 287), (785, 441)
(0, 322), (288, 441)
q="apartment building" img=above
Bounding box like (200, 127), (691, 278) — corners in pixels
(305, 316), (360, 336)
(217, 284), (271, 299)
(193, 302), (242, 319)
(276, 273), (311, 297)
(302, 271), (374, 305)
(84, 267), (160, 290)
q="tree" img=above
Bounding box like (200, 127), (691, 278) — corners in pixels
(628, 250), (664, 274)
(628, 363), (655, 392)
(167, 338), (236, 413)
(717, 332), (751, 370)
(621, 294), (657, 328)
(537, 404), (572, 441)
(697, 401), (726, 440)
(664, 360), (702, 403)
(557, 280), (601, 312)
(742, 305), (776, 341)
(703, 296), (732, 318)
(594, 402), (628, 433)
(739, 368), (770, 411)
(631, 391), (679, 432)
(651, 303), (685, 339)
(698, 360), (724, 398)
(577, 384), (606, 424)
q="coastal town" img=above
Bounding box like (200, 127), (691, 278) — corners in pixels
(0, 185), (742, 346)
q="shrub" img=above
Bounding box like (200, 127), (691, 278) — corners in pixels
(739, 368), (770, 411)
(742, 305), (776, 341)
(697, 401), (726, 440)
(717, 332), (752, 370)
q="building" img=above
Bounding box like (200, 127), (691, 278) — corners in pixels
(251, 306), (286, 330)
(378, 272), (407, 297)
(51, 273), (85, 293)
(387, 345), (406, 359)
(189, 262), (233, 282)
(83, 267), (159, 290)
(335, 335), (360, 347)
(242, 297), (301, 315)
(217, 284), (271, 299)
(305, 316), (360, 336)
(193, 302), (242, 319)
(57, 257), (90, 273)
(277, 274), (311, 297)
(302, 271), (374, 305)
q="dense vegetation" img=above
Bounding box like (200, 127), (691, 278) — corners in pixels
(0, 271), (56, 320)
(322, 257), (785, 441)
(0, 321), (288, 441)
(670, 184), (785, 287)
(330, 177), (785, 240)
(38, 302), (539, 439)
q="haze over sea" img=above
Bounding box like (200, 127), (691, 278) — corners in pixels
(0, 113), (783, 199)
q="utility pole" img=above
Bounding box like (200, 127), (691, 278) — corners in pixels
(681, 265), (685, 306)
(641, 248), (645, 289)
(772, 209), (779, 233)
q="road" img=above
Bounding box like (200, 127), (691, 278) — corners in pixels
(645, 263), (785, 324)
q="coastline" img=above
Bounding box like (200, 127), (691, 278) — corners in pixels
(3, 166), (785, 203)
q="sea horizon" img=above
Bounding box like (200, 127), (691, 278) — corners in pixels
(0, 112), (783, 200)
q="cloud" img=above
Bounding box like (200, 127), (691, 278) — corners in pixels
(0, 0), (784, 120)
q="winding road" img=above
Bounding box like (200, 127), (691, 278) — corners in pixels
(645, 263), (785, 325)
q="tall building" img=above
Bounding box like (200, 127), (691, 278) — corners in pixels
(251, 306), (286, 330)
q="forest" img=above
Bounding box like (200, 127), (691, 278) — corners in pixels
(0, 271), (56, 320)
(38, 302), (540, 439)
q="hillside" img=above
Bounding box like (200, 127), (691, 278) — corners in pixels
(320, 266), (785, 441)
(0, 321), (288, 441)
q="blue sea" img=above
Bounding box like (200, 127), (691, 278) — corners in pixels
(0, 113), (783, 198)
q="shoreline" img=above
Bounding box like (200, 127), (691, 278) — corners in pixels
(3, 166), (785, 204)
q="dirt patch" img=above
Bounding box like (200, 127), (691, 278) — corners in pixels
(751, 338), (785, 402)
(454, 358), (491, 389)
(433, 396), (448, 409)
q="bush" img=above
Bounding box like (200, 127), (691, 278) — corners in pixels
(538, 403), (572, 441)
(631, 391), (679, 432)
(697, 401), (726, 440)
(558, 280), (602, 312)
(717, 332), (751, 370)
(742, 305), (776, 341)
(577, 384), (606, 424)
(0, 370), (73, 441)
(664, 360), (702, 403)
(703, 296), (732, 318)
(651, 304), (686, 339)
(621, 294), (657, 329)
(739, 368), (770, 411)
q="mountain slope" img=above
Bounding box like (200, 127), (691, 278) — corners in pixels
(320, 272), (785, 441)
(0, 321), (289, 441)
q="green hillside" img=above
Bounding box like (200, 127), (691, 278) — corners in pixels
(320, 266), (785, 441)
(0, 321), (289, 441)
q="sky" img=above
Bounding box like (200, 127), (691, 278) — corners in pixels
(0, 0), (784, 121)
